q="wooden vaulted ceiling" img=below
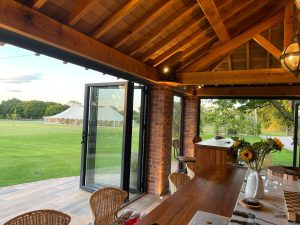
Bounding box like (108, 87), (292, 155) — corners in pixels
(1, 0), (300, 96)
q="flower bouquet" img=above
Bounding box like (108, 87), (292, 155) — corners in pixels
(233, 137), (284, 199)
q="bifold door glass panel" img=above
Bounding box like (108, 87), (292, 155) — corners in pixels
(85, 85), (125, 189)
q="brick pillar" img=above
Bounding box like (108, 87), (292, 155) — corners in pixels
(147, 85), (173, 195)
(183, 96), (199, 156)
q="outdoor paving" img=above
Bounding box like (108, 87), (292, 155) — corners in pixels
(0, 177), (167, 225)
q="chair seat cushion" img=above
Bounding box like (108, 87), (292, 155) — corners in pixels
(178, 156), (196, 163)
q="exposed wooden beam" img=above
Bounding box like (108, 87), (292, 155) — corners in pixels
(284, 0), (294, 48)
(29, 0), (47, 9)
(91, 0), (142, 39)
(0, 1), (158, 82)
(227, 55), (232, 70)
(126, 2), (198, 56)
(110, 0), (173, 48)
(177, 69), (300, 85)
(266, 29), (271, 68)
(66, 0), (97, 26)
(253, 34), (281, 59)
(182, 11), (284, 72)
(191, 86), (300, 97)
(197, 0), (230, 42)
(246, 42), (250, 69)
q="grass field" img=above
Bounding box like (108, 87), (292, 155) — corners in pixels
(0, 120), (295, 188)
(0, 120), (139, 187)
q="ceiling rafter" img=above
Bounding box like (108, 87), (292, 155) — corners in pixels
(196, 0), (230, 42)
(110, 0), (174, 48)
(66, 0), (98, 26)
(91, 0), (142, 39)
(140, 14), (203, 62)
(246, 42), (250, 69)
(253, 34), (281, 59)
(125, 2), (199, 56)
(284, 0), (294, 48)
(28, 0), (47, 9)
(0, 0), (158, 82)
(182, 10), (284, 72)
(177, 69), (300, 85)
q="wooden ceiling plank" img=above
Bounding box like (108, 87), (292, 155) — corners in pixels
(67, 0), (98, 26)
(253, 34), (281, 59)
(177, 69), (298, 85)
(91, 0), (142, 39)
(140, 15), (203, 62)
(110, 0), (174, 48)
(182, 11), (284, 72)
(197, 0), (230, 42)
(193, 86), (300, 97)
(246, 42), (250, 69)
(127, 2), (198, 56)
(0, 0), (158, 81)
(227, 55), (232, 70)
(284, 0), (294, 48)
(152, 27), (214, 67)
(266, 29), (271, 68)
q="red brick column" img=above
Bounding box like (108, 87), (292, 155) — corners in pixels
(183, 96), (199, 156)
(147, 85), (173, 195)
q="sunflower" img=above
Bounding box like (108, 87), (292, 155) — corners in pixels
(240, 149), (253, 161)
(273, 138), (284, 150)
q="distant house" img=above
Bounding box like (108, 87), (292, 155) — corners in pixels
(44, 102), (123, 126)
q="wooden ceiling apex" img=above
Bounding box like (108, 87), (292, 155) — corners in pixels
(197, 0), (230, 42)
(284, 0), (295, 48)
(182, 10), (284, 72)
(91, 0), (143, 39)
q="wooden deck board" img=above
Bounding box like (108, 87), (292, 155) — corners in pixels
(0, 176), (166, 225)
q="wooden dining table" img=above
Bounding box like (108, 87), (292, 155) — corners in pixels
(137, 165), (246, 225)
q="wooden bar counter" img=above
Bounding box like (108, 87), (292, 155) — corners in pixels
(137, 165), (246, 225)
(195, 138), (234, 169)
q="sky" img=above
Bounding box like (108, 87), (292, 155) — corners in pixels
(0, 44), (141, 109)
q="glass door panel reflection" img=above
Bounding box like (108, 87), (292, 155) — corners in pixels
(85, 84), (125, 189)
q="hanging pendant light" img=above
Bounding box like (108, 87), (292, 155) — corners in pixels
(280, 33), (300, 76)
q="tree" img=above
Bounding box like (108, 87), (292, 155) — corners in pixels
(0, 98), (24, 119)
(44, 104), (69, 116)
(11, 109), (17, 126)
(23, 100), (47, 119)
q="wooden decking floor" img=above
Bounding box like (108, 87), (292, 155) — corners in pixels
(0, 177), (167, 225)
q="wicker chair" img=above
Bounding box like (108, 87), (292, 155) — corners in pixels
(168, 172), (190, 194)
(186, 162), (202, 179)
(89, 187), (128, 225)
(4, 209), (71, 225)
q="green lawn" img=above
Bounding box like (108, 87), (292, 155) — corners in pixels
(0, 120), (139, 187)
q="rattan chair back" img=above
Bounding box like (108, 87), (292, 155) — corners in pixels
(89, 187), (128, 225)
(4, 209), (71, 225)
(168, 172), (190, 194)
(186, 162), (202, 179)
